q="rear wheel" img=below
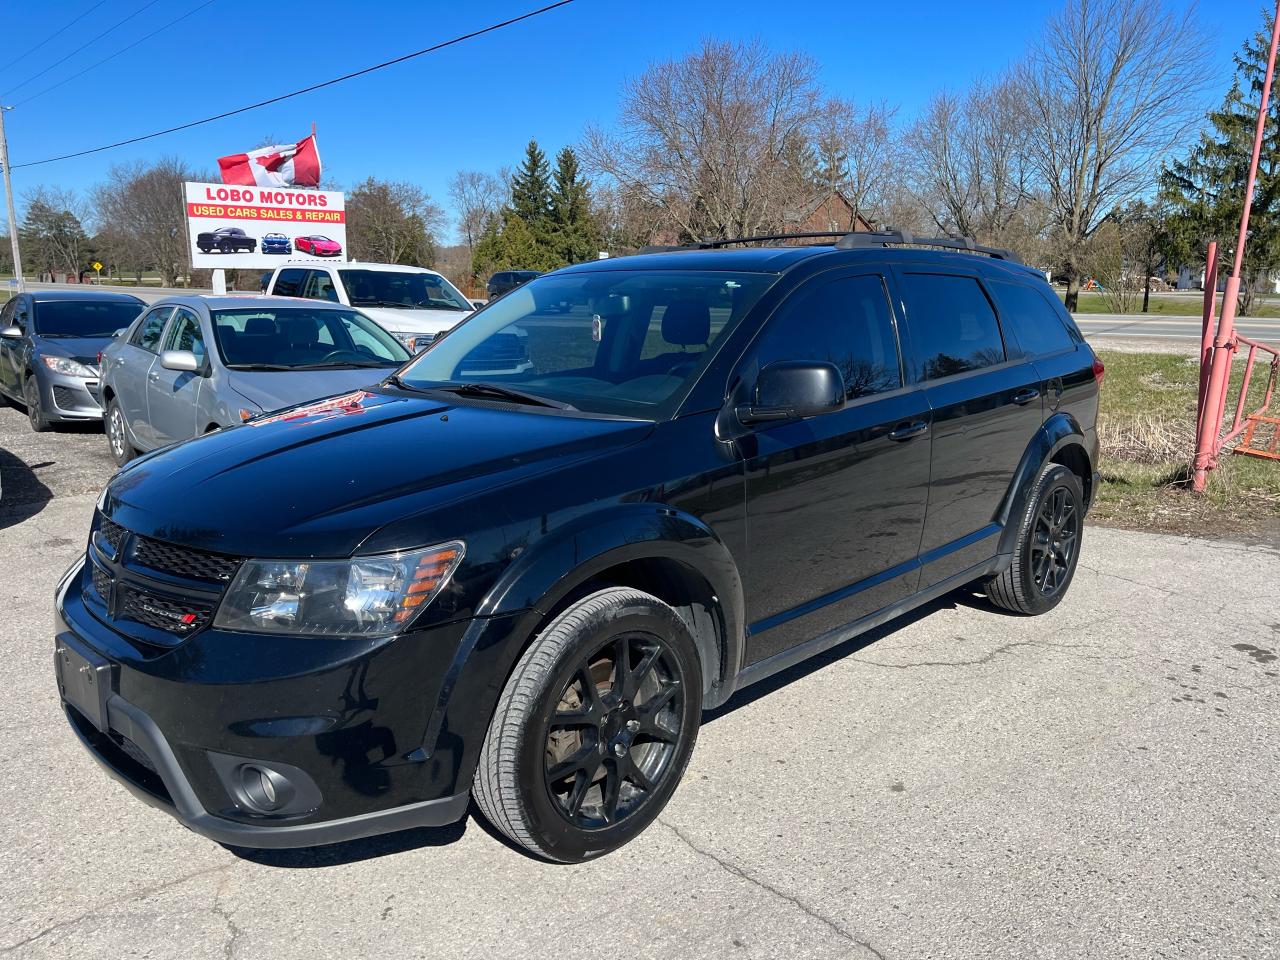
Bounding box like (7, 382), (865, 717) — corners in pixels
(105, 399), (135, 467)
(473, 588), (702, 862)
(986, 463), (1084, 615)
(24, 376), (50, 432)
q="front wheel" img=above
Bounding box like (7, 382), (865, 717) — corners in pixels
(105, 399), (135, 467)
(985, 463), (1084, 615)
(24, 376), (50, 432)
(473, 588), (702, 862)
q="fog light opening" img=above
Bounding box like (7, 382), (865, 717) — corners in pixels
(237, 764), (294, 813)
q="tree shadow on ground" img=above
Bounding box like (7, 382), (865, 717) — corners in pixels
(0, 445), (54, 531)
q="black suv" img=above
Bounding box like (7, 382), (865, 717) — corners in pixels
(486, 269), (541, 299)
(55, 232), (1101, 862)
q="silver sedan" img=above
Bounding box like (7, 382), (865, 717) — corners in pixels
(99, 295), (411, 466)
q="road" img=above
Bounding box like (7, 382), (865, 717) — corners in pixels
(1, 405), (1279, 958)
(1075, 311), (1280, 343)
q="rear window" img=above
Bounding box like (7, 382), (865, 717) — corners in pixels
(900, 273), (1006, 381)
(989, 280), (1077, 357)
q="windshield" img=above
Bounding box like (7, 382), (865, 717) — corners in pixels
(338, 269), (471, 312)
(33, 300), (143, 338)
(212, 307), (410, 369)
(395, 270), (776, 417)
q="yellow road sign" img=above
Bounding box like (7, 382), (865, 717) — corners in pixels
(92, 261), (103, 272)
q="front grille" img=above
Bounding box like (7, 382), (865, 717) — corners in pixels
(118, 584), (214, 634)
(132, 537), (240, 583)
(111, 732), (158, 774)
(99, 518), (126, 555)
(91, 562), (111, 600)
(52, 385), (79, 409)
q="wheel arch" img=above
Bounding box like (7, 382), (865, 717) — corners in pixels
(997, 411), (1094, 556)
(478, 504), (746, 710)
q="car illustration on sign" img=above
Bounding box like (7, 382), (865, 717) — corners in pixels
(261, 233), (292, 255)
(295, 235), (342, 257)
(195, 227), (257, 254)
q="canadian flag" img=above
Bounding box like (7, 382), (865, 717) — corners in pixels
(218, 133), (321, 188)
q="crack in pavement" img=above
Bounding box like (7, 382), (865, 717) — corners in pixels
(211, 871), (244, 960)
(659, 819), (887, 960)
(849, 638), (1106, 671)
(0, 863), (235, 954)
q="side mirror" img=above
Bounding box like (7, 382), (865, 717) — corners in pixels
(1, 326), (22, 339)
(113, 328), (127, 339)
(160, 349), (200, 373)
(738, 360), (845, 424)
(469, 299), (487, 310)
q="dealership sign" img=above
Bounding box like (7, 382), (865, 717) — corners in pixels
(184, 181), (347, 270)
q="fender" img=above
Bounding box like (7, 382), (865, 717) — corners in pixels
(996, 411), (1092, 556)
(477, 502), (746, 704)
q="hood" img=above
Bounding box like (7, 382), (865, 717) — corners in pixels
(103, 389), (652, 558)
(355, 305), (472, 335)
(225, 368), (392, 415)
(39, 334), (115, 367)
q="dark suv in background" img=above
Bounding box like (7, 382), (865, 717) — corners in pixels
(486, 269), (541, 299)
(55, 231), (1100, 862)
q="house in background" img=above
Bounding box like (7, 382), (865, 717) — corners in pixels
(786, 188), (875, 236)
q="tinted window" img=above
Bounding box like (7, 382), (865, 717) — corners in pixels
(753, 274), (902, 400)
(32, 300), (143, 338)
(989, 280), (1075, 357)
(273, 268), (307, 297)
(130, 307), (172, 353)
(302, 270), (340, 302)
(164, 309), (206, 366)
(13, 298), (31, 328)
(339, 269), (471, 312)
(901, 274), (1005, 381)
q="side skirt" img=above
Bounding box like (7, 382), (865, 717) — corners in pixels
(732, 554), (1008, 693)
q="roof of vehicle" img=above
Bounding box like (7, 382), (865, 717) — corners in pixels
(151, 294), (361, 312)
(28, 289), (146, 303)
(272, 260), (444, 276)
(558, 241), (1047, 282)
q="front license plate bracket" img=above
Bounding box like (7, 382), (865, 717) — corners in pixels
(55, 636), (114, 732)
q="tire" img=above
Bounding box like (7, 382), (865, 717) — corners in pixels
(105, 399), (135, 467)
(218, 241), (231, 253)
(24, 375), (50, 432)
(985, 463), (1084, 615)
(473, 587), (702, 863)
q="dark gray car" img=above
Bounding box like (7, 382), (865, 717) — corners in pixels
(99, 295), (411, 466)
(0, 290), (146, 431)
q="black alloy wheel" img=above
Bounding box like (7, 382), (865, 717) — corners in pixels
(541, 631), (685, 828)
(25, 376), (49, 432)
(985, 463), (1084, 615)
(473, 588), (702, 862)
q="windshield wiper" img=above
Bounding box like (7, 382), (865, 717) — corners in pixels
(350, 299), (417, 309)
(431, 381), (576, 410)
(226, 363), (294, 371)
(290, 360), (395, 369)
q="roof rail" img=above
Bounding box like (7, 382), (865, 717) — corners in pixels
(637, 232), (849, 254)
(834, 229), (1023, 263)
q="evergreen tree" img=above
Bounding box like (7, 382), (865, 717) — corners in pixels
(1161, 13), (1280, 314)
(509, 139), (553, 227)
(550, 147), (599, 265)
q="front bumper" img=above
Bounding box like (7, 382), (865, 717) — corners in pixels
(39, 368), (103, 421)
(54, 556), (525, 848)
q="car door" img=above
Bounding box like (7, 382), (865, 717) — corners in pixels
(738, 271), (933, 666)
(0, 296), (20, 397)
(112, 305), (173, 450)
(894, 267), (1045, 586)
(146, 306), (207, 445)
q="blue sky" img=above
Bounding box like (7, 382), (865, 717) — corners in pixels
(0, 0), (1265, 242)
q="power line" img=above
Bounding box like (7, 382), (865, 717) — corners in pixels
(10, 0), (575, 170)
(14, 0), (219, 108)
(2, 0), (164, 98)
(0, 0), (111, 79)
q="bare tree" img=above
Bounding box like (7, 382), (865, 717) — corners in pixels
(93, 158), (193, 287)
(448, 170), (506, 251)
(582, 39), (821, 240)
(813, 97), (899, 224)
(346, 177), (445, 266)
(909, 75), (1036, 246)
(1019, 0), (1212, 310)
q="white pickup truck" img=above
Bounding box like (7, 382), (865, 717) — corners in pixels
(263, 261), (480, 352)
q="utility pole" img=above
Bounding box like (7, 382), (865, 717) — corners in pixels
(0, 105), (25, 293)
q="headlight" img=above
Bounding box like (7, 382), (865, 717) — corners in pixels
(42, 355), (96, 377)
(213, 541), (464, 637)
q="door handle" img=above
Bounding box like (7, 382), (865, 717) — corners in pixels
(887, 420), (929, 441)
(1012, 388), (1040, 405)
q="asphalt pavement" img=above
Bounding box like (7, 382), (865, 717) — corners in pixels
(1075, 312), (1280, 343)
(1, 403), (1278, 959)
